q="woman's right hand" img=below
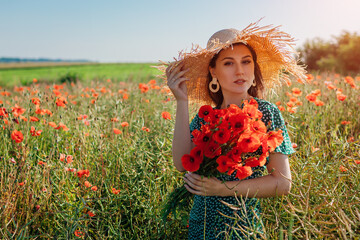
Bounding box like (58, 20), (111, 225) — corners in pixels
(166, 62), (189, 102)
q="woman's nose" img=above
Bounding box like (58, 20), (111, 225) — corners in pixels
(235, 62), (244, 75)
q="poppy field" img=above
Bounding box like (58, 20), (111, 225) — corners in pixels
(0, 65), (359, 239)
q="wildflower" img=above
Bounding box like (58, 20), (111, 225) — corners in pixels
(18, 181), (26, 186)
(141, 126), (150, 132)
(354, 160), (360, 164)
(291, 88), (302, 96)
(74, 230), (85, 238)
(121, 122), (129, 127)
(11, 130), (24, 143)
(38, 161), (46, 166)
(87, 211), (95, 217)
(31, 97), (41, 105)
(139, 83), (149, 93)
(60, 153), (66, 162)
(314, 99), (325, 106)
(278, 106), (285, 111)
(76, 169), (90, 178)
(275, 101), (281, 106)
(84, 181), (92, 188)
(111, 117), (119, 122)
(30, 126), (42, 136)
(341, 121), (351, 125)
(48, 122), (57, 128)
(339, 165), (348, 172)
(30, 116), (39, 122)
(91, 186), (98, 191)
(66, 155), (73, 164)
(11, 104), (26, 117)
(55, 122), (69, 131)
(337, 94), (347, 101)
(311, 146), (320, 153)
(181, 154), (201, 172)
(113, 128), (122, 134)
(56, 97), (68, 107)
(112, 187), (121, 194)
(161, 111), (171, 120)
(292, 143), (298, 148)
(33, 78), (38, 83)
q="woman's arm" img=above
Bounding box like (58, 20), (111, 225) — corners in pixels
(183, 152), (292, 197)
(166, 62), (193, 172)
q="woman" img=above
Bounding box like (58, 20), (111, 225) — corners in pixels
(165, 22), (305, 239)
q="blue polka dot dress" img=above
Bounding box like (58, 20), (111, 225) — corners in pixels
(188, 97), (295, 240)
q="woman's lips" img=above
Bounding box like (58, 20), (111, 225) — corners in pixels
(234, 79), (246, 84)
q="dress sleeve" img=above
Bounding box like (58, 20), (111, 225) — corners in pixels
(265, 103), (295, 155)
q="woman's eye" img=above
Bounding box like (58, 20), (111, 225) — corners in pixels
(224, 62), (233, 66)
(242, 60), (251, 64)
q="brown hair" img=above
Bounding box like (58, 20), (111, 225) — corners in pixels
(207, 43), (264, 108)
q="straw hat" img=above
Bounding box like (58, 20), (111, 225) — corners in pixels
(157, 20), (306, 105)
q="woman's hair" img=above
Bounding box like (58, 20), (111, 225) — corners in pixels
(207, 43), (264, 108)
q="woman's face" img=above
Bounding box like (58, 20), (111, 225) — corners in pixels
(210, 44), (255, 99)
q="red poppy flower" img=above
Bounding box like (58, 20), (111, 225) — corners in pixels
(181, 154), (201, 172)
(213, 128), (231, 144)
(234, 165), (253, 180)
(84, 181), (92, 188)
(30, 116), (39, 122)
(113, 128), (122, 134)
(56, 97), (68, 107)
(30, 126), (42, 136)
(161, 111), (171, 120)
(121, 122), (129, 127)
(76, 169), (90, 178)
(266, 130), (284, 152)
(91, 186), (98, 191)
(228, 113), (248, 133)
(0, 108), (8, 118)
(193, 128), (212, 148)
(243, 104), (262, 120)
(216, 155), (233, 173)
(190, 146), (203, 163)
(74, 230), (85, 238)
(337, 94), (347, 101)
(11, 130), (24, 143)
(237, 133), (262, 153)
(31, 97), (41, 105)
(305, 93), (317, 102)
(314, 99), (325, 106)
(198, 105), (214, 122)
(203, 141), (221, 158)
(291, 88), (302, 97)
(226, 146), (243, 162)
(250, 120), (267, 134)
(87, 211), (95, 217)
(341, 121), (351, 125)
(11, 104), (26, 117)
(112, 187), (121, 194)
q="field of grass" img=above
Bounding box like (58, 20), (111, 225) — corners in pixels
(0, 65), (359, 239)
(0, 63), (159, 87)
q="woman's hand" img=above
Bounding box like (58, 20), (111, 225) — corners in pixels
(183, 172), (224, 196)
(166, 62), (189, 102)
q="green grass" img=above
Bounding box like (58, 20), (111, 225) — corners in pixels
(0, 69), (359, 239)
(0, 63), (160, 87)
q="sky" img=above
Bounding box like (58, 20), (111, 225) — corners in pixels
(1, 0), (360, 63)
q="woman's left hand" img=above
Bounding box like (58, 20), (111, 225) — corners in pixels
(183, 172), (223, 196)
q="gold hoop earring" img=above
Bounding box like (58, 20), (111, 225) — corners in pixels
(252, 79), (256, 87)
(209, 77), (220, 93)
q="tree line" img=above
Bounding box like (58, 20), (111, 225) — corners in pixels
(298, 31), (360, 74)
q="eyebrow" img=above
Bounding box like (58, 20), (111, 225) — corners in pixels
(220, 55), (252, 61)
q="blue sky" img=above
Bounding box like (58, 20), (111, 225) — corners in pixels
(1, 0), (359, 62)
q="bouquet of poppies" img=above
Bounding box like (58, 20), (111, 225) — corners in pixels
(161, 99), (284, 222)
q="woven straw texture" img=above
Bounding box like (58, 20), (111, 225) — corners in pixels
(157, 20), (306, 105)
